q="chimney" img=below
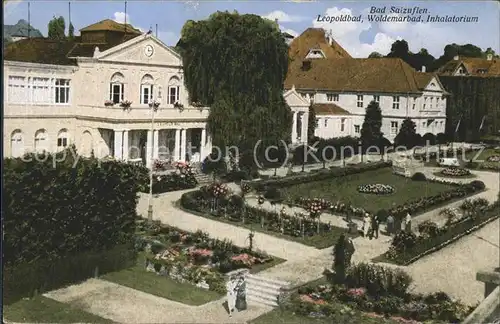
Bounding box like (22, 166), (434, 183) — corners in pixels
(275, 18), (278, 24)
(453, 55), (459, 61)
(421, 66), (426, 72)
(487, 53), (493, 61)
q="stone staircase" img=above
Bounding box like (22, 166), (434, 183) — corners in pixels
(245, 274), (290, 307)
(190, 162), (213, 185)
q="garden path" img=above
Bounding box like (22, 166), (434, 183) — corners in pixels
(44, 278), (272, 323)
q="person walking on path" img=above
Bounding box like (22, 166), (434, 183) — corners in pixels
(404, 212), (412, 232)
(370, 214), (380, 239)
(226, 275), (238, 317)
(386, 214), (395, 235)
(362, 213), (371, 237)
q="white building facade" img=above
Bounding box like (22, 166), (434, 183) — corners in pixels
(4, 33), (214, 167)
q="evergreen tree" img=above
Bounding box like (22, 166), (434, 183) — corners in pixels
(360, 101), (383, 151)
(68, 22), (75, 39)
(394, 118), (419, 149)
(176, 11), (292, 169)
(48, 16), (66, 40)
(307, 103), (317, 142)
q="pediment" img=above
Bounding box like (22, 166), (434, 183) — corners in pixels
(424, 77), (445, 92)
(284, 87), (310, 107)
(97, 36), (182, 66)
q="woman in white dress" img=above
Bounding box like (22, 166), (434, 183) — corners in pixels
(362, 213), (371, 237)
(226, 276), (238, 317)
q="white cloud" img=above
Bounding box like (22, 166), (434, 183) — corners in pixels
(281, 26), (299, 37)
(113, 12), (130, 24)
(378, 13), (408, 33)
(263, 10), (305, 23)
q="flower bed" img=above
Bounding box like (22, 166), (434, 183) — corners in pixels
(250, 161), (391, 192)
(357, 184), (395, 195)
(180, 184), (355, 248)
(289, 264), (473, 323)
(140, 161), (198, 194)
(134, 219), (279, 294)
(486, 155), (500, 162)
(440, 167), (472, 177)
(375, 200), (499, 265)
(293, 179), (484, 222)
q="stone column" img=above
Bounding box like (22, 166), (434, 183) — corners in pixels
(174, 129), (181, 161)
(114, 130), (123, 160)
(201, 128), (207, 160)
(301, 112), (308, 144)
(146, 130), (153, 168)
(153, 130), (159, 160)
(122, 130), (129, 161)
(180, 129), (187, 162)
(291, 112), (298, 143)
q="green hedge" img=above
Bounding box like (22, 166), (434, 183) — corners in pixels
(3, 148), (139, 302)
(249, 161), (391, 191)
(4, 244), (136, 305)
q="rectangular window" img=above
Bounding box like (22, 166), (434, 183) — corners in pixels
(32, 77), (51, 104)
(55, 79), (70, 104)
(324, 119), (328, 127)
(392, 96), (400, 109)
(341, 118), (346, 132)
(57, 138), (68, 148)
(373, 95), (380, 103)
(357, 95), (363, 108)
(326, 94), (339, 102)
(110, 83), (124, 104)
(354, 125), (360, 133)
(168, 86), (180, 104)
(391, 121), (399, 135)
(327, 94), (333, 102)
(7, 76), (26, 103)
(140, 84), (153, 104)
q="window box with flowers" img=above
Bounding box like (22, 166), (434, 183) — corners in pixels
(104, 100), (115, 107)
(120, 100), (133, 110)
(174, 102), (185, 112)
(149, 100), (161, 110)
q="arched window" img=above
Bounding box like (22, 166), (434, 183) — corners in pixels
(167, 76), (180, 105)
(11, 129), (24, 157)
(140, 74), (154, 104)
(34, 129), (48, 153)
(109, 72), (125, 104)
(57, 129), (69, 150)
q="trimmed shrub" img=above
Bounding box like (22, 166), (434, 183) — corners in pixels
(470, 180), (486, 190)
(411, 172), (427, 181)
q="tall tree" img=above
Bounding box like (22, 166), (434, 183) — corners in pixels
(360, 101), (383, 151)
(48, 16), (66, 40)
(387, 40), (410, 60)
(68, 22), (75, 39)
(177, 11), (292, 170)
(307, 103), (317, 142)
(394, 118), (419, 149)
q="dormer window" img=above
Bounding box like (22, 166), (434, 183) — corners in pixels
(477, 69), (488, 74)
(305, 48), (326, 59)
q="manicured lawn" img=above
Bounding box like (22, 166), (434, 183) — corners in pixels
(3, 295), (114, 323)
(282, 168), (456, 212)
(465, 148), (499, 161)
(178, 202), (356, 249)
(100, 253), (223, 306)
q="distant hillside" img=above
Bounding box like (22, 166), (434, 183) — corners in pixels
(4, 19), (43, 45)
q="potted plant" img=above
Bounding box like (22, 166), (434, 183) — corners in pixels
(120, 100), (132, 110)
(104, 100), (115, 107)
(174, 102), (184, 112)
(149, 100), (160, 110)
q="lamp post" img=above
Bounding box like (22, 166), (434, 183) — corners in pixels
(147, 87), (161, 223)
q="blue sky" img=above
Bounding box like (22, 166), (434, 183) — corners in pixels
(4, 0), (499, 58)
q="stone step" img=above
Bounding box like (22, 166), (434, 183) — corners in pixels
(247, 293), (279, 307)
(246, 283), (281, 297)
(246, 274), (290, 288)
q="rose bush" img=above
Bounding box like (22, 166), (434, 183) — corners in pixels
(357, 184), (395, 195)
(486, 155), (500, 162)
